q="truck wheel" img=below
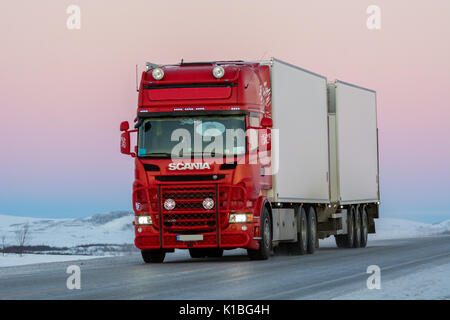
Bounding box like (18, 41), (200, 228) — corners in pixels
(360, 207), (369, 248)
(335, 235), (347, 248)
(334, 206), (355, 248)
(288, 207), (308, 255)
(306, 207), (317, 254)
(189, 248), (208, 258)
(247, 206), (272, 260)
(141, 249), (165, 263)
(353, 206), (361, 248)
(206, 248), (224, 258)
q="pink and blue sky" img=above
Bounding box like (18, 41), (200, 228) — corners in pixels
(1, 1), (449, 222)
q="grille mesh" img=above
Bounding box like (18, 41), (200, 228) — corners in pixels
(161, 185), (217, 232)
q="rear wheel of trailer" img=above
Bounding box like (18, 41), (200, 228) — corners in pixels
(353, 207), (362, 248)
(306, 207), (317, 254)
(287, 207), (308, 255)
(360, 206), (369, 248)
(335, 206), (355, 248)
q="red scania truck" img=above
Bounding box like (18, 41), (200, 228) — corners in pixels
(120, 58), (380, 263)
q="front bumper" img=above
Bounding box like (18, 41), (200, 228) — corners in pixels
(133, 183), (260, 250)
(134, 222), (258, 250)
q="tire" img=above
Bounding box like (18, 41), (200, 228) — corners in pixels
(189, 248), (208, 258)
(206, 248), (224, 258)
(334, 206), (355, 248)
(248, 206), (272, 260)
(141, 249), (165, 263)
(360, 207), (369, 248)
(335, 235), (348, 248)
(287, 207), (308, 255)
(306, 206), (317, 254)
(353, 206), (362, 248)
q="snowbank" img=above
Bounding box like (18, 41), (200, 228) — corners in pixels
(335, 262), (450, 300)
(0, 253), (101, 268)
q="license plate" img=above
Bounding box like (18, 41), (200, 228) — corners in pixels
(176, 234), (203, 242)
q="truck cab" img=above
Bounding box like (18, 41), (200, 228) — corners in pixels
(120, 61), (275, 262)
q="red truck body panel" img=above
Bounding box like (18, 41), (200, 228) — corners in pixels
(130, 61), (272, 252)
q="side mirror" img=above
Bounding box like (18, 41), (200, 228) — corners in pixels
(120, 131), (135, 157)
(120, 131), (130, 155)
(120, 121), (129, 132)
(120, 120), (136, 157)
(260, 117), (273, 128)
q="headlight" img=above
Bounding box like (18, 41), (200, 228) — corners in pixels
(212, 66), (225, 79)
(136, 215), (152, 225)
(229, 213), (253, 223)
(164, 198), (176, 210)
(202, 198), (215, 210)
(152, 68), (164, 80)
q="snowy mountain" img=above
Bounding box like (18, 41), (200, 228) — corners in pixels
(369, 218), (450, 240)
(0, 211), (134, 248)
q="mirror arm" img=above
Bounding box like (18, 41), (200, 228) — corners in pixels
(129, 130), (137, 157)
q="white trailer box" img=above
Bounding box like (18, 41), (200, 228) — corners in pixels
(270, 59), (330, 203)
(329, 80), (379, 204)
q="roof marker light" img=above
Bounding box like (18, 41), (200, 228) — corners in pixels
(152, 68), (164, 80)
(212, 66), (225, 79)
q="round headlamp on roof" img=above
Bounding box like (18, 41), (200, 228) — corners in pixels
(212, 66), (225, 79)
(152, 68), (164, 80)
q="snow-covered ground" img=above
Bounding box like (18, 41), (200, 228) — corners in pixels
(0, 253), (103, 268)
(335, 262), (450, 300)
(0, 212), (449, 268)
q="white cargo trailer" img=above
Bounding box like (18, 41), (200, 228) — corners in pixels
(266, 58), (379, 250)
(270, 58), (330, 204)
(329, 81), (379, 204)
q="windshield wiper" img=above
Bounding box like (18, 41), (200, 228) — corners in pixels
(141, 152), (233, 159)
(140, 152), (172, 158)
(190, 152), (225, 157)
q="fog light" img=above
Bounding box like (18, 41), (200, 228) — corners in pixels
(136, 215), (152, 225)
(229, 213), (253, 223)
(164, 198), (176, 211)
(137, 227), (142, 233)
(152, 68), (164, 80)
(241, 225), (248, 231)
(203, 198), (214, 210)
(212, 66), (225, 79)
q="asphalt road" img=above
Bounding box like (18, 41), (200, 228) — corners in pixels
(1, 235), (449, 299)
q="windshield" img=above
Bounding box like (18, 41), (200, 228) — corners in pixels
(138, 115), (246, 159)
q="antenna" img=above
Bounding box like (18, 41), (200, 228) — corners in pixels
(135, 64), (139, 92)
(259, 50), (268, 61)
